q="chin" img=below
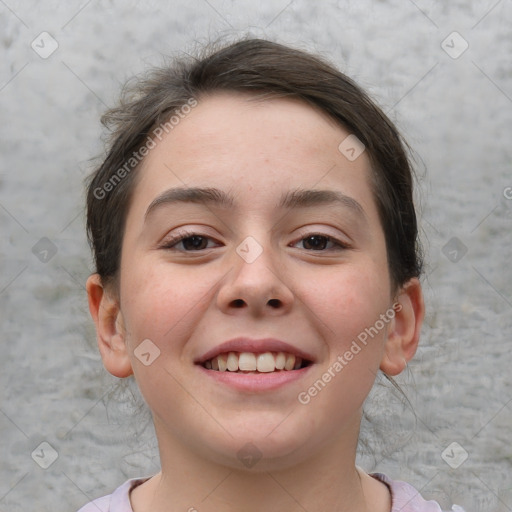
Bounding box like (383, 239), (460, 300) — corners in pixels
(200, 417), (317, 472)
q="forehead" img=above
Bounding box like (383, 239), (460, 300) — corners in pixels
(132, 91), (376, 216)
(157, 92), (349, 164)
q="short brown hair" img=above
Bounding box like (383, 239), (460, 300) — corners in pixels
(86, 38), (423, 290)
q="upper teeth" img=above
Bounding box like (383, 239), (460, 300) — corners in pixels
(204, 352), (302, 372)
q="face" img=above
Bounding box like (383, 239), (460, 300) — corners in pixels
(109, 92), (402, 470)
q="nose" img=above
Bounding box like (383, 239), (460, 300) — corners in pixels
(216, 240), (295, 317)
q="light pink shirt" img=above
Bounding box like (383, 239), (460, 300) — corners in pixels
(76, 473), (466, 511)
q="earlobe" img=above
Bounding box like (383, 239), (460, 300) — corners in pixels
(380, 278), (425, 376)
(86, 274), (134, 378)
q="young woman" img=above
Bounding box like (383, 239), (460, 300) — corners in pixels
(80, 38), (465, 512)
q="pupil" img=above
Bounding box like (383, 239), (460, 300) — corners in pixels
(184, 236), (207, 250)
(304, 235), (327, 250)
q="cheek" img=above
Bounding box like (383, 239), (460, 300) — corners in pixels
(298, 263), (391, 347)
(296, 267), (391, 430)
(118, 262), (215, 415)
(119, 261), (214, 350)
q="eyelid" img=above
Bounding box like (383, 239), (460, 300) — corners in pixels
(291, 235), (350, 251)
(159, 228), (223, 250)
(291, 226), (352, 247)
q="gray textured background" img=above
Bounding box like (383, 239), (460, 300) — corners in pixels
(1, 1), (511, 511)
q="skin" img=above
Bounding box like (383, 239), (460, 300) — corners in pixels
(86, 92), (424, 512)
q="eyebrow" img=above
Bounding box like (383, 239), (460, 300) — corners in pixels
(145, 187), (234, 221)
(144, 186), (366, 221)
(279, 188), (366, 218)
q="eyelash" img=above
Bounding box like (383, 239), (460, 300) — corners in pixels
(159, 231), (350, 252)
(160, 231), (221, 251)
(293, 234), (350, 251)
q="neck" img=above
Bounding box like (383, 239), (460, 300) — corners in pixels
(130, 415), (390, 512)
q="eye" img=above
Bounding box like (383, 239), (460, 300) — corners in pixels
(160, 232), (221, 251)
(293, 234), (348, 251)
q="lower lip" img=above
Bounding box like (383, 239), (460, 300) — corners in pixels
(196, 365), (313, 392)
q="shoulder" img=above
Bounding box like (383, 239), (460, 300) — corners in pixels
(76, 477), (150, 512)
(371, 473), (467, 512)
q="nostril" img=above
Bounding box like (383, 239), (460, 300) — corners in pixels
(267, 299), (281, 308)
(231, 299), (245, 308)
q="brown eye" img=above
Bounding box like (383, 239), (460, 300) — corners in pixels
(160, 233), (221, 251)
(292, 233), (349, 252)
(181, 236), (209, 250)
(301, 235), (331, 250)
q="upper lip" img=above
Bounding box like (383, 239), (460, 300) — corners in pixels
(195, 337), (316, 364)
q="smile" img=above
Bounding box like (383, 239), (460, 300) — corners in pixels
(203, 351), (311, 373)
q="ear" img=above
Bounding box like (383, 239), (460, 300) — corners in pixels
(86, 274), (133, 378)
(380, 277), (425, 376)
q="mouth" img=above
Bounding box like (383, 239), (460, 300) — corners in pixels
(195, 338), (315, 376)
(202, 351), (312, 374)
